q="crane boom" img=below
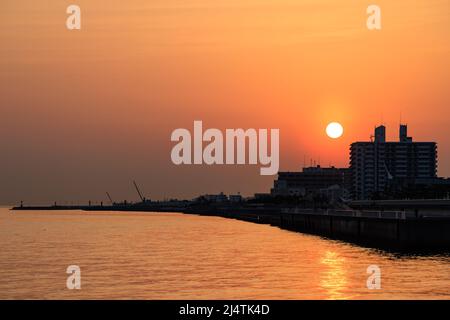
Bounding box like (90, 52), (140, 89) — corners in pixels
(106, 192), (114, 205)
(133, 180), (145, 202)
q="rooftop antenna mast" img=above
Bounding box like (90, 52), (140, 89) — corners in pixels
(133, 180), (145, 202)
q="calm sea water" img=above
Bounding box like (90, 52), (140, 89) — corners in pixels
(0, 207), (449, 299)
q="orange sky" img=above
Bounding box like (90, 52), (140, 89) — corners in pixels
(0, 0), (449, 203)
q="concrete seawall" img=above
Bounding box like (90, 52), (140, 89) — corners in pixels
(188, 207), (450, 251)
(278, 212), (450, 250)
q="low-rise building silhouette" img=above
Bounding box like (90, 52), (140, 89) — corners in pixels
(271, 166), (351, 197)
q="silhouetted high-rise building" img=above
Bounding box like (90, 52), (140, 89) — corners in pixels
(350, 125), (437, 200)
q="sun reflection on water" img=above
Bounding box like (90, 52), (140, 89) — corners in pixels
(319, 250), (352, 300)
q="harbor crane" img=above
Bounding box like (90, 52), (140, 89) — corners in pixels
(106, 192), (114, 205)
(133, 180), (146, 203)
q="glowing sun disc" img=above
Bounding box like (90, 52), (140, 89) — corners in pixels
(326, 122), (344, 139)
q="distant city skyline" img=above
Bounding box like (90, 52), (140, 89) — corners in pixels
(1, 0), (449, 204)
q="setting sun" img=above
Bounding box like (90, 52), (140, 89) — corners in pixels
(326, 122), (344, 139)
